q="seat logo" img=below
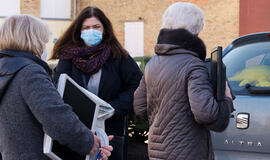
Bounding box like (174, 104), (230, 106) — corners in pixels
(236, 113), (249, 129)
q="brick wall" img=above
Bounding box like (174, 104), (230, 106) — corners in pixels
(199, 0), (239, 56)
(20, 0), (74, 19)
(18, 0), (239, 57)
(20, 0), (40, 17)
(77, 0), (239, 57)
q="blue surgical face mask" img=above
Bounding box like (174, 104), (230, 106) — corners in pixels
(80, 29), (103, 47)
(41, 49), (47, 62)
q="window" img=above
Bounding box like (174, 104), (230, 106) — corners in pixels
(0, 0), (20, 17)
(40, 0), (71, 19)
(124, 22), (144, 57)
(223, 42), (270, 95)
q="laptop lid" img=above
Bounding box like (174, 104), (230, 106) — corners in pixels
(44, 73), (100, 160)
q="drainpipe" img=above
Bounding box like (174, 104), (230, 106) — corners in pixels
(73, 0), (77, 19)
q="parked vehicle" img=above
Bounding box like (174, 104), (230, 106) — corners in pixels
(212, 32), (270, 159)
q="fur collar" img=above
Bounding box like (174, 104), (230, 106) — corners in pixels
(155, 28), (206, 61)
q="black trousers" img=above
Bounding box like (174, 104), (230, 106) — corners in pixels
(108, 135), (128, 160)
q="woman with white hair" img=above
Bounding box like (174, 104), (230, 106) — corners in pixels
(0, 15), (113, 160)
(134, 2), (233, 160)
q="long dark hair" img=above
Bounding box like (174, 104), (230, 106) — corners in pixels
(50, 6), (128, 59)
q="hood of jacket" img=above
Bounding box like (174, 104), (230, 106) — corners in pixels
(155, 28), (206, 61)
(0, 50), (51, 99)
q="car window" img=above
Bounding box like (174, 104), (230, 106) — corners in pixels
(223, 42), (270, 95)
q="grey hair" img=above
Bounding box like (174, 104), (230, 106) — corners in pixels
(0, 14), (50, 56)
(161, 2), (205, 35)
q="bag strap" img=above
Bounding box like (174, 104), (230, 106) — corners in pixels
(123, 115), (128, 136)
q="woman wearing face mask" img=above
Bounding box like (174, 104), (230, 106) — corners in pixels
(50, 6), (142, 160)
(0, 14), (113, 160)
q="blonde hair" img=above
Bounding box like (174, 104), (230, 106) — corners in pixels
(161, 2), (205, 35)
(0, 14), (50, 56)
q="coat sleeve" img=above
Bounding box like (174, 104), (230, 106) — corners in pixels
(53, 59), (72, 84)
(133, 76), (148, 121)
(109, 56), (143, 116)
(20, 64), (94, 155)
(206, 97), (233, 132)
(187, 58), (233, 132)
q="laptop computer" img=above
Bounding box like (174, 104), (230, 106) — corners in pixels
(43, 73), (114, 160)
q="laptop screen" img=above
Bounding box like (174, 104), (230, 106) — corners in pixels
(51, 77), (96, 159)
(63, 79), (96, 129)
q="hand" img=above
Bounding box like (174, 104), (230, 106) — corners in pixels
(225, 81), (233, 100)
(90, 130), (101, 155)
(100, 135), (114, 160)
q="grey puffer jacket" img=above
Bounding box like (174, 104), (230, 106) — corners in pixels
(134, 29), (233, 160)
(0, 50), (94, 160)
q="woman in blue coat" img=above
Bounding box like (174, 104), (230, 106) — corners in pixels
(50, 6), (143, 160)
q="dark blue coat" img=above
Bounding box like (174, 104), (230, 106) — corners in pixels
(0, 50), (94, 160)
(53, 55), (143, 136)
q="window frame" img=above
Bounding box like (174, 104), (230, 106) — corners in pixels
(40, 0), (72, 20)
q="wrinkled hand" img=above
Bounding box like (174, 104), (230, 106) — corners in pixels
(225, 81), (233, 100)
(100, 135), (114, 160)
(90, 130), (101, 155)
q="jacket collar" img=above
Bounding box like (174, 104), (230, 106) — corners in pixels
(0, 50), (51, 75)
(155, 28), (206, 61)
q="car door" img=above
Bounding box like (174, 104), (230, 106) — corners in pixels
(211, 34), (270, 160)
